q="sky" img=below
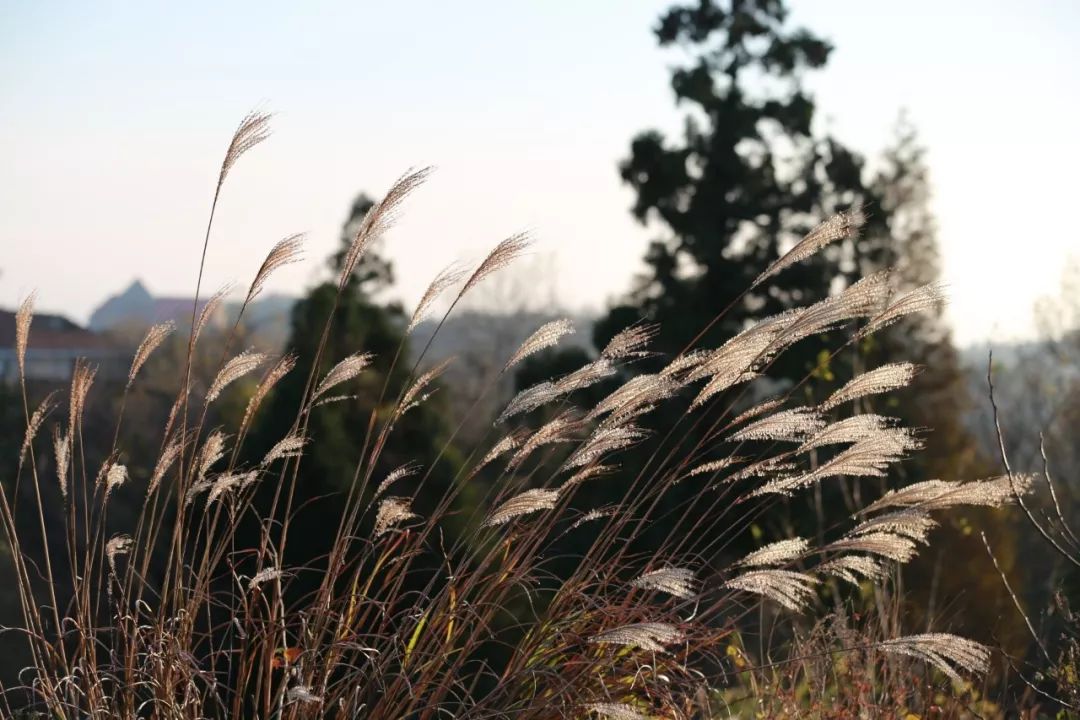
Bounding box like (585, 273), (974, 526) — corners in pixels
(1, 0), (1078, 346)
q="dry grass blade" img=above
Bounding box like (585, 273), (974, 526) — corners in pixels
(461, 233), (532, 295)
(754, 207), (865, 287)
(340, 167), (433, 285)
(374, 497), (419, 537)
(19, 391), (57, 471)
(128, 321), (175, 387)
(218, 110), (272, 187)
(724, 569), (818, 612)
(246, 234), (304, 305)
(15, 291), (35, 378)
(503, 318), (575, 371)
(207, 350), (266, 403)
(407, 264), (467, 333)
(630, 567), (698, 599)
(878, 633), (991, 683)
(820, 363), (919, 411)
(312, 353), (373, 402)
(589, 622), (683, 652)
(736, 537), (809, 568)
(728, 407), (824, 443)
(484, 488), (559, 527)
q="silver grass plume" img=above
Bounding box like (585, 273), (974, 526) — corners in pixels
(826, 531), (918, 564)
(589, 622), (683, 652)
(286, 686), (322, 705)
(497, 381), (561, 423)
(312, 352), (373, 402)
(860, 282), (946, 338)
(374, 461), (421, 499)
(68, 359), (97, 431)
(245, 234), (304, 306)
(148, 437), (183, 497)
(261, 434), (307, 466)
(374, 497), (419, 537)
(128, 321), (174, 388)
(193, 284), (234, 344)
(724, 569), (818, 612)
(588, 374), (677, 421)
(728, 407), (824, 443)
(683, 456), (746, 483)
(562, 464), (615, 489)
(798, 414), (898, 453)
(249, 567), (283, 591)
(820, 362), (919, 411)
(753, 207), (866, 287)
(339, 167), (433, 286)
(601, 323), (659, 360)
(583, 702), (654, 720)
(395, 357), (453, 420)
(197, 431), (228, 484)
(507, 413), (577, 469)
(474, 431), (525, 475)
(105, 534), (133, 575)
(754, 435), (911, 497)
(53, 426), (70, 500)
(851, 509), (937, 544)
(773, 271), (892, 351)
(726, 397), (785, 430)
(503, 318), (575, 371)
(461, 233), (532, 295)
(104, 462), (128, 502)
(553, 358), (617, 395)
(484, 488), (559, 527)
(14, 291), (35, 378)
(631, 567), (698, 599)
(723, 457), (796, 485)
(878, 633), (991, 683)
(19, 391), (57, 471)
(208, 470), (258, 504)
(564, 425), (645, 470)
(568, 506), (615, 530)
(407, 264), (467, 332)
(207, 349), (266, 403)
(241, 353), (296, 432)
(218, 110), (272, 188)
(660, 349), (710, 379)
(736, 537), (809, 568)
(818, 555), (887, 586)
(863, 475), (1032, 514)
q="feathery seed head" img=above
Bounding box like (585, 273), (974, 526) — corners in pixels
(313, 352), (373, 402)
(589, 622), (683, 652)
(736, 537), (810, 568)
(484, 488), (559, 527)
(504, 318), (575, 371)
(128, 321), (175, 387)
(374, 497), (420, 537)
(207, 349), (266, 403)
(631, 567), (698, 599)
(15, 291), (35, 378)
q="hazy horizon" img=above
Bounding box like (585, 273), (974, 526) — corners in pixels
(2, 0), (1078, 346)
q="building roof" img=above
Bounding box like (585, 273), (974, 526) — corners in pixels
(0, 309), (115, 351)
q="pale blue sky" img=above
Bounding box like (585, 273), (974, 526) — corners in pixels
(2, 1), (1078, 345)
